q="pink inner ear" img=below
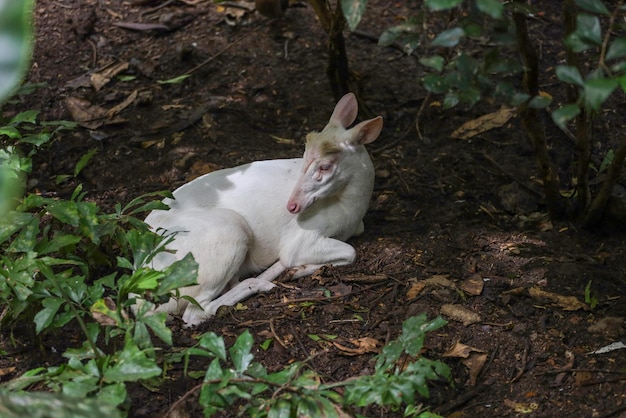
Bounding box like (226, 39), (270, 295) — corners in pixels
(352, 116), (383, 145)
(331, 93), (358, 128)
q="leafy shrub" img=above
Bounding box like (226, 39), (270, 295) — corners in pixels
(0, 110), (201, 411)
(166, 314), (449, 417)
(344, 0), (626, 227)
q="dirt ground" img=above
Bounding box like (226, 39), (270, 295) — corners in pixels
(2, 0), (626, 416)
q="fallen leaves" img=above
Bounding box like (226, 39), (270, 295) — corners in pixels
(459, 274), (484, 296)
(440, 304), (481, 326)
(90, 62), (129, 91)
(333, 337), (380, 356)
(451, 106), (516, 140)
(65, 62), (140, 129)
(443, 341), (487, 386)
(504, 399), (539, 414)
(528, 286), (588, 311)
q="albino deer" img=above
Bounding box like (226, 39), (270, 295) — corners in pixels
(144, 93), (383, 326)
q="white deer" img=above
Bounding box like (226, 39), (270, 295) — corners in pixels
(143, 93), (383, 326)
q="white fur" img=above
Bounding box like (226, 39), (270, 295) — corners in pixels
(143, 93), (383, 326)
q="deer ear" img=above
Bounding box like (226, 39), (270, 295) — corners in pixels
(329, 93), (358, 128)
(349, 116), (383, 146)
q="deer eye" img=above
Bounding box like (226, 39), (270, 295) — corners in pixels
(319, 163), (332, 172)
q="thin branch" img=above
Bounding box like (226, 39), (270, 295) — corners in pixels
(513, 6), (565, 219)
(582, 138), (626, 226)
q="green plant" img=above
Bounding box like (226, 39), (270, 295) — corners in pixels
(584, 280), (599, 309)
(165, 313), (449, 417)
(0, 0), (34, 104)
(0, 111), (202, 412)
(371, 0), (626, 227)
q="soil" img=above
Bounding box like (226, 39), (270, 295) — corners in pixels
(2, 0), (626, 417)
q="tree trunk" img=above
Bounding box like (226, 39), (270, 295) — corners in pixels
(308, 0), (351, 101)
(512, 9), (566, 220)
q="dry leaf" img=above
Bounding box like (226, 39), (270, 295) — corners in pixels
(459, 274), (484, 296)
(587, 316), (624, 338)
(423, 274), (455, 288)
(0, 366), (16, 377)
(328, 283), (352, 297)
(270, 134), (296, 145)
(106, 89), (138, 118)
(90, 61), (129, 91)
(462, 352), (487, 386)
(574, 371), (594, 386)
(504, 399), (539, 414)
(443, 341), (485, 358)
(65, 96), (127, 129)
(451, 106), (516, 140)
(406, 281), (426, 300)
(333, 337), (379, 356)
(528, 287), (588, 311)
(441, 304), (481, 326)
(65, 96), (108, 129)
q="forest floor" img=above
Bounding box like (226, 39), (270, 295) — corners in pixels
(2, 0), (626, 417)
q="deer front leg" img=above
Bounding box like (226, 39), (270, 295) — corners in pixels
(201, 261), (287, 318)
(281, 235), (357, 278)
(200, 236), (356, 321)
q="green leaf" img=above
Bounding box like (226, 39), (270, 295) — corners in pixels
(33, 297), (64, 334)
(156, 253), (199, 295)
(0, 211), (34, 244)
(156, 74), (191, 84)
(575, 14), (602, 46)
(528, 95), (552, 109)
(0, 0), (35, 104)
(476, 0), (503, 19)
(555, 65), (584, 86)
(606, 38), (626, 61)
(599, 149), (614, 173)
(76, 201), (100, 242)
(203, 357), (225, 381)
(142, 311), (172, 345)
(551, 104), (581, 129)
(75, 148), (97, 177)
(419, 55), (445, 72)
(264, 363), (299, 385)
(21, 132), (51, 147)
(583, 77), (619, 110)
(0, 125), (22, 138)
(268, 398), (293, 418)
(125, 229), (163, 270)
(198, 332), (227, 360)
(0, 392), (124, 418)
(9, 109), (39, 125)
(97, 382), (128, 408)
(122, 190), (172, 215)
(564, 32), (595, 53)
(341, 0), (368, 32)
(431, 27), (465, 47)
(46, 200), (80, 226)
(574, 0), (610, 15)
(229, 330), (254, 375)
(422, 74), (449, 94)
(103, 340), (162, 382)
(120, 268), (163, 295)
(9, 215), (39, 252)
(442, 92), (460, 109)
(259, 338), (273, 350)
(425, 0), (463, 11)
(35, 233), (81, 255)
(611, 60), (626, 73)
